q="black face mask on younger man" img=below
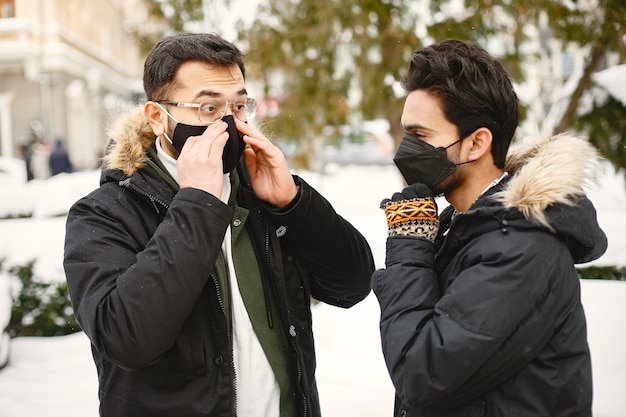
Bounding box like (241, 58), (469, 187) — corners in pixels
(167, 114), (245, 173)
(393, 133), (470, 190)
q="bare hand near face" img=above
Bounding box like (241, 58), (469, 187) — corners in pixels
(236, 118), (298, 208)
(176, 121), (229, 198)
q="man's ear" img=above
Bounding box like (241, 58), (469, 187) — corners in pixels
(144, 102), (166, 137)
(466, 127), (493, 162)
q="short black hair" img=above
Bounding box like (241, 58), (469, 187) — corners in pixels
(143, 32), (246, 101)
(402, 39), (519, 168)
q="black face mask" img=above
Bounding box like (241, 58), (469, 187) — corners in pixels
(393, 133), (464, 190)
(166, 114), (245, 173)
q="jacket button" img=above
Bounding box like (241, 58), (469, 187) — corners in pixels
(233, 219), (242, 227)
(289, 325), (297, 337)
(400, 410), (407, 417)
(214, 354), (224, 367)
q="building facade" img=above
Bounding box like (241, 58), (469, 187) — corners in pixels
(0, 0), (148, 170)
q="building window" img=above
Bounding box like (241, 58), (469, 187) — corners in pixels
(0, 0), (14, 18)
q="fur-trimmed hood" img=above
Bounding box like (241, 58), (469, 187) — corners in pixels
(493, 134), (601, 230)
(103, 106), (156, 176)
(478, 133), (608, 264)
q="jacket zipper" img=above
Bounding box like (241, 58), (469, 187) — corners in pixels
(210, 270), (238, 417)
(118, 177), (170, 214)
(264, 224), (308, 417)
(118, 178), (169, 213)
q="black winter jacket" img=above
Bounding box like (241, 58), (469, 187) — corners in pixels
(63, 108), (374, 417)
(372, 135), (607, 417)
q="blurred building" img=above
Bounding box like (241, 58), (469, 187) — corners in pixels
(0, 0), (150, 169)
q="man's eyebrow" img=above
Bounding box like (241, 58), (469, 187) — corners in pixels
(194, 88), (248, 100)
(402, 123), (433, 132)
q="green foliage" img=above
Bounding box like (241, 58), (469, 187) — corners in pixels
(240, 0), (420, 167)
(2, 259), (81, 337)
(132, 0), (209, 56)
(576, 95), (626, 182)
(577, 265), (626, 281)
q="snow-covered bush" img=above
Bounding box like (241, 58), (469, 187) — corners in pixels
(1, 259), (80, 340)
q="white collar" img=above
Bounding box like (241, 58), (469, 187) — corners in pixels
(156, 137), (178, 181)
(480, 171), (509, 197)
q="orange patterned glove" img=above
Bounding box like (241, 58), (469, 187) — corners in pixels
(381, 183), (439, 242)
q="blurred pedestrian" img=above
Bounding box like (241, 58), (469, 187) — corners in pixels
(19, 143), (34, 181)
(49, 138), (73, 175)
(372, 39), (607, 417)
(29, 138), (50, 180)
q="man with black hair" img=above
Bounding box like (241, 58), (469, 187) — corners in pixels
(372, 39), (607, 417)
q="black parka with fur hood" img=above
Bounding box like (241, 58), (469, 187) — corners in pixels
(372, 135), (607, 417)
(63, 107), (374, 417)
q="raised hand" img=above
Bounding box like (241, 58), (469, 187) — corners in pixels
(176, 120), (229, 198)
(381, 183), (439, 242)
(235, 118), (298, 208)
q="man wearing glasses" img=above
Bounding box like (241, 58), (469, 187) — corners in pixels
(63, 32), (374, 417)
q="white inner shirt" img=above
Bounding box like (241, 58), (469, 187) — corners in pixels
(156, 138), (280, 416)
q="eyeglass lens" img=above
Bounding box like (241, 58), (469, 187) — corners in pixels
(199, 98), (257, 123)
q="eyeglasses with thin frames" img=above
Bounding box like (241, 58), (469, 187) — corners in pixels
(156, 97), (257, 124)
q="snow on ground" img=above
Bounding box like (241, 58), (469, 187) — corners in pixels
(0, 162), (624, 417)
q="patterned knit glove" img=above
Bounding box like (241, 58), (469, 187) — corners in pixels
(381, 183), (439, 242)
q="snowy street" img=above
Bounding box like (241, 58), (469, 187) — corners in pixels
(0, 163), (624, 416)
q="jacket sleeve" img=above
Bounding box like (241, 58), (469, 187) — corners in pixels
(371, 229), (560, 408)
(63, 186), (232, 370)
(265, 176), (374, 308)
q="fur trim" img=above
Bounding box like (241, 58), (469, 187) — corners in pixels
(103, 106), (156, 176)
(491, 134), (601, 230)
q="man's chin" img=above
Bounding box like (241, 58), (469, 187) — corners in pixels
(434, 172), (462, 199)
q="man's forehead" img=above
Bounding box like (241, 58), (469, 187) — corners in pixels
(402, 91), (447, 128)
(172, 61), (245, 97)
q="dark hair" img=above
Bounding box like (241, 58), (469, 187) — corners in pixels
(401, 39), (519, 168)
(143, 32), (246, 101)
